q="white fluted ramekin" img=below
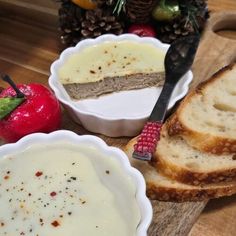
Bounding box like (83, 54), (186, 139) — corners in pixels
(49, 34), (193, 137)
(0, 130), (152, 235)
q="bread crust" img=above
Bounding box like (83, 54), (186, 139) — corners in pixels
(124, 137), (236, 202)
(167, 63), (236, 155)
(155, 149), (236, 186)
(147, 181), (236, 202)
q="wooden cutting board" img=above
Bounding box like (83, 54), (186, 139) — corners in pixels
(0, 3), (236, 235)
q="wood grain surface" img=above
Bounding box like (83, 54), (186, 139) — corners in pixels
(0, 1), (235, 236)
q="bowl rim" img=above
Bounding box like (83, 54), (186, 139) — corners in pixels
(0, 130), (153, 236)
(49, 33), (193, 121)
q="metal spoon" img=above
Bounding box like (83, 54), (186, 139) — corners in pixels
(133, 35), (200, 161)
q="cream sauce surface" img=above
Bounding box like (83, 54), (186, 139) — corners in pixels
(0, 142), (140, 236)
(59, 40), (165, 84)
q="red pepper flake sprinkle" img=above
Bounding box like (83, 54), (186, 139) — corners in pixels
(51, 220), (60, 227)
(35, 171), (43, 177)
(50, 191), (57, 197)
(4, 175), (9, 180)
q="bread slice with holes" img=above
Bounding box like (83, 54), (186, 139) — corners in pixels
(154, 126), (236, 185)
(167, 63), (236, 155)
(124, 138), (236, 202)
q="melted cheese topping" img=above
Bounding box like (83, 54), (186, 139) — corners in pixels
(0, 142), (141, 236)
(59, 40), (165, 84)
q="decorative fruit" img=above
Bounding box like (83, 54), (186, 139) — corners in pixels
(0, 75), (61, 143)
(71, 0), (97, 10)
(128, 24), (156, 37)
(152, 0), (181, 22)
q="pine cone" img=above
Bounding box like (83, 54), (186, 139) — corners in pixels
(81, 9), (124, 39)
(157, 0), (209, 43)
(58, 0), (124, 47)
(158, 17), (195, 43)
(59, 0), (84, 46)
(126, 0), (158, 23)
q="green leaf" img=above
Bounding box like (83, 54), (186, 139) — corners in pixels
(0, 97), (25, 120)
(113, 0), (126, 16)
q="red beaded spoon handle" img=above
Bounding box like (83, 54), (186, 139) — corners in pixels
(132, 35), (200, 161)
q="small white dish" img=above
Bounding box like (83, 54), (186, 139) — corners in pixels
(0, 131), (152, 236)
(49, 34), (193, 137)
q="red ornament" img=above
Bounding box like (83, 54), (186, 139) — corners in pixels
(0, 83), (61, 143)
(128, 24), (156, 37)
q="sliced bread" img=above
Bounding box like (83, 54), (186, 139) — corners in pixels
(167, 64), (236, 154)
(124, 138), (236, 202)
(155, 125), (236, 185)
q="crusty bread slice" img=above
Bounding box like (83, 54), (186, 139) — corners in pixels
(124, 138), (236, 202)
(167, 64), (236, 155)
(155, 126), (236, 185)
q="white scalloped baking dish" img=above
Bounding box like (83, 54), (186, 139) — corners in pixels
(0, 130), (152, 235)
(49, 34), (193, 137)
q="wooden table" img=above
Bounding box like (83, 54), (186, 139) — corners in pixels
(0, 0), (236, 235)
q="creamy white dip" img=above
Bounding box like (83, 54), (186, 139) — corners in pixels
(59, 40), (165, 84)
(0, 142), (140, 236)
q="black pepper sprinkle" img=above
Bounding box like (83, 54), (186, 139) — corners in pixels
(68, 212), (72, 215)
(106, 170), (110, 174)
(70, 177), (77, 181)
(90, 70), (96, 74)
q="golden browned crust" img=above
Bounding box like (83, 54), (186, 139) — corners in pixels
(155, 151), (236, 186)
(146, 181), (236, 202)
(124, 136), (236, 202)
(167, 63), (236, 155)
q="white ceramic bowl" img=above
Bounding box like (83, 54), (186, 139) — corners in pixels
(0, 130), (152, 236)
(49, 34), (193, 137)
